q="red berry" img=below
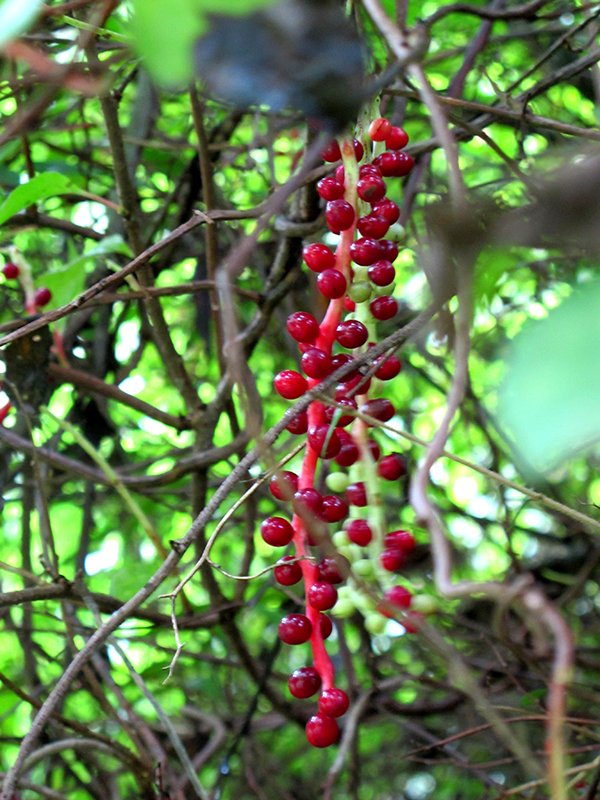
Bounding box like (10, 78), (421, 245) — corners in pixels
(371, 198), (400, 225)
(336, 320), (368, 349)
(317, 176), (345, 200)
(320, 494), (349, 523)
(375, 355), (402, 380)
(317, 556), (349, 584)
(381, 585), (412, 617)
(346, 482), (367, 507)
(308, 581), (338, 611)
(353, 138), (364, 161)
(378, 239), (399, 262)
(319, 613), (333, 639)
(322, 140), (341, 162)
(274, 556), (303, 585)
(368, 117), (392, 141)
(360, 398), (395, 422)
(338, 373), (371, 396)
(261, 516), (294, 547)
(330, 353), (358, 380)
(34, 287), (52, 307)
(370, 295), (398, 321)
(303, 243), (336, 273)
(344, 297), (356, 312)
(374, 150), (414, 177)
(279, 614), (313, 644)
(269, 470), (299, 500)
(335, 164), (345, 184)
(286, 410), (309, 435)
(380, 548), (407, 572)
(287, 311), (319, 343)
(378, 453), (406, 480)
(384, 530), (416, 553)
(356, 175), (386, 203)
(385, 126), (409, 150)
(368, 260), (395, 286)
(349, 237), (382, 266)
(293, 487), (323, 517)
(2, 262), (19, 279)
(274, 370), (308, 399)
(335, 432), (359, 467)
(318, 687), (349, 717)
(325, 199), (355, 233)
(306, 714), (339, 747)
(289, 667), (321, 699)
(324, 396), (356, 427)
(301, 347), (332, 379)
(345, 519), (372, 546)
(317, 268), (347, 299)
(307, 424), (341, 458)
(357, 213), (389, 239)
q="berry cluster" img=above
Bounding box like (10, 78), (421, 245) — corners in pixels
(2, 259), (52, 311)
(263, 119), (418, 747)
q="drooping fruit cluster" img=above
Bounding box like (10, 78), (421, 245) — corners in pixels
(262, 119), (419, 747)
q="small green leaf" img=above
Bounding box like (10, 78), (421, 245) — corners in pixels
(497, 282), (600, 471)
(0, 173), (81, 226)
(0, 0), (43, 49)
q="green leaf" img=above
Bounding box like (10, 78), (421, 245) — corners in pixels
(0, 0), (43, 49)
(497, 281), (600, 471)
(0, 172), (81, 226)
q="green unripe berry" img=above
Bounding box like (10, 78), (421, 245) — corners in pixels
(326, 472), (351, 493)
(352, 265), (369, 281)
(332, 597), (356, 618)
(332, 530), (349, 549)
(372, 282), (395, 297)
(387, 223), (406, 241)
(348, 281), (372, 303)
(411, 594), (440, 614)
(352, 558), (375, 577)
(365, 613), (387, 635)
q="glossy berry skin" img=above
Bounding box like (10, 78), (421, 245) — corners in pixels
(371, 198), (400, 225)
(307, 424), (341, 458)
(357, 213), (389, 239)
(368, 260), (395, 286)
(303, 242), (336, 272)
(274, 370), (308, 400)
(325, 199), (355, 233)
(352, 138), (364, 161)
(384, 530), (416, 553)
(374, 150), (414, 177)
(278, 613), (312, 644)
(2, 262), (19, 279)
(286, 410), (309, 435)
(368, 117), (391, 141)
(308, 581), (338, 611)
(261, 516), (294, 547)
(269, 470), (299, 500)
(379, 240), (399, 262)
(289, 666), (322, 699)
(317, 556), (348, 584)
(349, 238), (382, 266)
(356, 175), (386, 203)
(301, 347), (332, 379)
(360, 398), (395, 423)
(346, 482), (367, 507)
(320, 494), (349, 523)
(34, 287), (52, 307)
(380, 548), (407, 572)
(336, 320), (368, 349)
(345, 519), (372, 546)
(375, 355), (402, 381)
(344, 297), (356, 312)
(335, 436), (359, 467)
(324, 396), (356, 427)
(381, 586), (412, 617)
(274, 556), (302, 586)
(317, 176), (345, 200)
(293, 487), (323, 517)
(319, 613), (333, 639)
(370, 295), (398, 321)
(317, 268), (347, 299)
(330, 353), (358, 380)
(318, 688), (349, 717)
(385, 126), (409, 150)
(306, 714), (339, 747)
(287, 311), (319, 343)
(378, 453), (406, 480)
(322, 140), (341, 162)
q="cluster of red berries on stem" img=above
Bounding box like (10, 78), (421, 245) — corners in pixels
(2, 259), (52, 311)
(263, 119), (417, 748)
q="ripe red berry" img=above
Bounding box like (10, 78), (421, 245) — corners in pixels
(319, 613), (333, 639)
(324, 396), (356, 427)
(286, 410), (309, 435)
(287, 311), (319, 343)
(307, 424), (341, 458)
(370, 295), (398, 321)
(269, 470), (299, 500)
(378, 453), (406, 480)
(374, 150), (414, 177)
(2, 262), (19, 279)
(336, 320), (368, 349)
(308, 581), (338, 611)
(385, 125), (409, 150)
(317, 556), (349, 584)
(278, 613), (313, 644)
(318, 687), (349, 717)
(330, 353), (359, 380)
(384, 530), (416, 553)
(317, 176), (345, 200)
(34, 287), (52, 307)
(375, 355), (402, 380)
(346, 482), (367, 507)
(344, 297), (356, 312)
(365, 438), (381, 462)
(360, 398), (395, 423)
(356, 175), (386, 203)
(345, 519), (372, 546)
(325, 199), (355, 233)
(357, 213), (389, 239)
(371, 198), (400, 225)
(293, 487), (323, 517)
(317, 268), (347, 299)
(303, 242), (336, 273)
(335, 431), (359, 467)
(368, 117), (392, 141)
(381, 585), (412, 617)
(368, 260), (395, 286)
(320, 494), (349, 523)
(353, 138), (364, 161)
(306, 714), (339, 747)
(349, 237), (382, 266)
(322, 140), (341, 162)
(301, 347), (332, 379)
(289, 666), (322, 699)
(261, 517), (294, 547)
(380, 548), (407, 572)
(274, 370), (308, 399)
(274, 556), (303, 585)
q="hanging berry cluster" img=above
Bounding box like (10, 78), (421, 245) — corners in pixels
(262, 118), (417, 748)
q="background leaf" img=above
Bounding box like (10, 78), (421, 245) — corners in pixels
(0, 172), (81, 225)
